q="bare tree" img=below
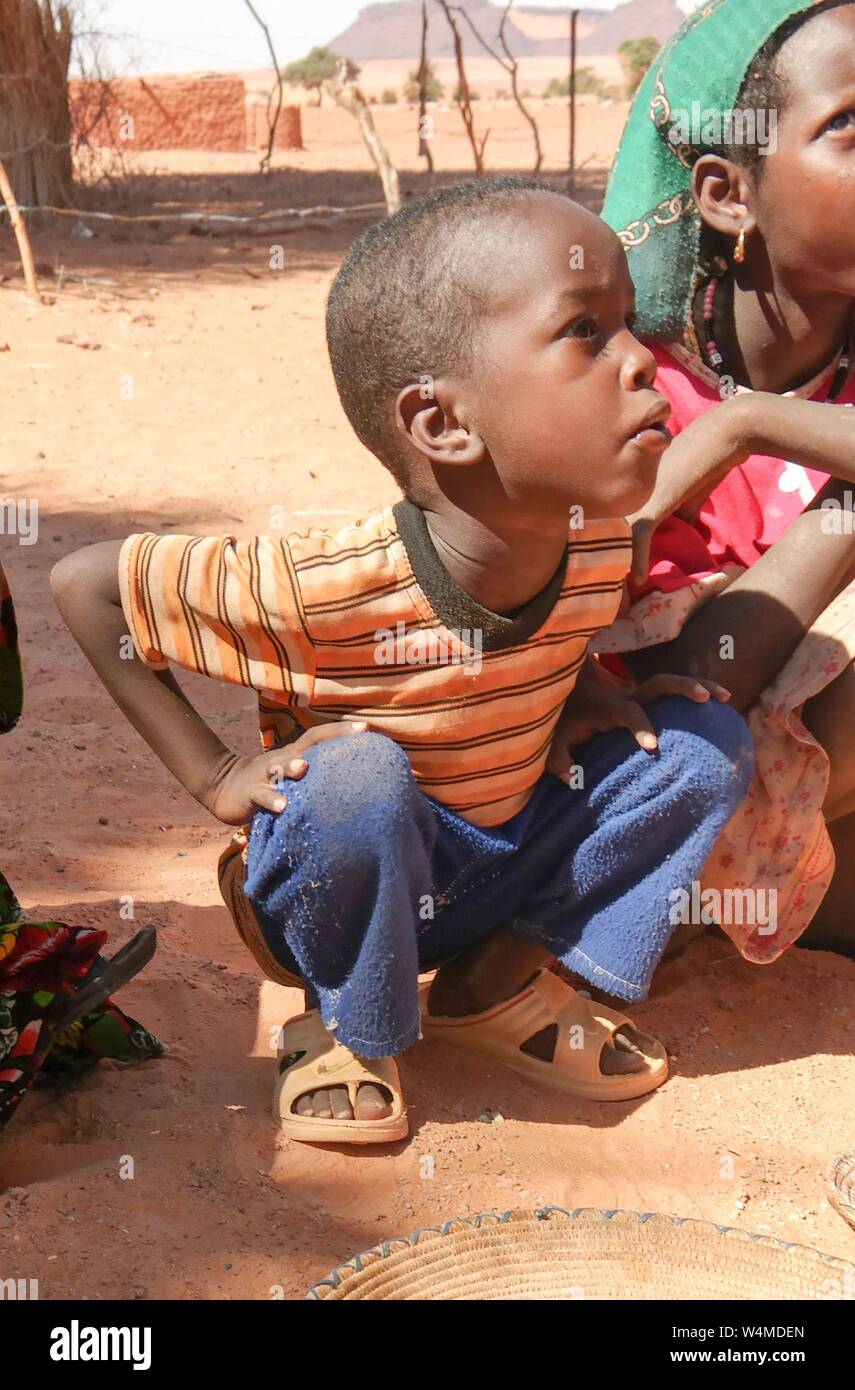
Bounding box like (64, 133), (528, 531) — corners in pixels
(454, 1), (542, 172)
(417, 1), (434, 177)
(0, 0), (74, 208)
(0, 157), (40, 298)
(436, 0), (489, 175)
(243, 0), (285, 175)
(322, 60), (401, 216)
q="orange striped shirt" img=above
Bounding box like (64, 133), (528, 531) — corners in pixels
(120, 503), (630, 827)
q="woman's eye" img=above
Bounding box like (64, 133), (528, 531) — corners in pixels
(564, 317), (597, 341)
(826, 109), (855, 133)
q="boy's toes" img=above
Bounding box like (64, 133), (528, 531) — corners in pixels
(310, 1087), (333, 1118)
(329, 1086), (354, 1120)
(600, 1025), (655, 1076)
(291, 1085), (391, 1121)
(354, 1083), (393, 1120)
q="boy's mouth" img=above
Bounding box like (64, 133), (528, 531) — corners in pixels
(627, 403), (672, 453)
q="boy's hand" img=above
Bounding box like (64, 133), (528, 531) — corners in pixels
(208, 721), (369, 824)
(546, 663), (730, 779)
(627, 393), (758, 585)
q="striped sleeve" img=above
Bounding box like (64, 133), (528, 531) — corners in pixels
(119, 532), (313, 696)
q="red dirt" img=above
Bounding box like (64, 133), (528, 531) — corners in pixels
(1, 103), (854, 1301)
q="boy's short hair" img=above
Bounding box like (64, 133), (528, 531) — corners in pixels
(326, 174), (562, 490)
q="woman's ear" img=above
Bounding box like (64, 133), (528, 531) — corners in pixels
(692, 153), (757, 242)
(396, 381), (486, 468)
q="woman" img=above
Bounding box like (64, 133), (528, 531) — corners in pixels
(597, 0), (855, 957)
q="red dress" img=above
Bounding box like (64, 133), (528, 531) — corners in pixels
(639, 342), (855, 599)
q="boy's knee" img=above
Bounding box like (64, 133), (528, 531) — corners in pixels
(650, 696), (754, 806)
(293, 730), (415, 827)
(249, 732), (422, 894)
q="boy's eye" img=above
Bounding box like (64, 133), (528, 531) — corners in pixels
(563, 316), (598, 341)
(826, 109), (855, 134)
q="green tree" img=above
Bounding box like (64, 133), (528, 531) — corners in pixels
(282, 46), (360, 99)
(380, 87), (399, 104)
(544, 68), (616, 100)
(618, 36), (660, 96)
(403, 62), (444, 104)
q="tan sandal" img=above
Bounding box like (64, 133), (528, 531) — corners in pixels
(273, 1009), (409, 1145)
(420, 967), (668, 1102)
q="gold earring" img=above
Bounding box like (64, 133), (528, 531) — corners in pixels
(733, 229), (747, 264)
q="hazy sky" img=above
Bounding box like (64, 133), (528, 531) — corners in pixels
(79, 0), (702, 75)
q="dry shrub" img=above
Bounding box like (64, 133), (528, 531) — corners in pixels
(0, 0), (74, 207)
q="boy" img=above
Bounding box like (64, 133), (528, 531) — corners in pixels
(52, 178), (753, 1145)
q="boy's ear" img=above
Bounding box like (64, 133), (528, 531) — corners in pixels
(396, 381), (486, 467)
(692, 153), (757, 242)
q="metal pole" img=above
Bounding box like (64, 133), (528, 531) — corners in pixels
(568, 8), (578, 195)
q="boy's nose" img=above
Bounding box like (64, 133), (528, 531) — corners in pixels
(620, 330), (658, 391)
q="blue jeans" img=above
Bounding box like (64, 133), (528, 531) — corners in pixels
(244, 697), (753, 1057)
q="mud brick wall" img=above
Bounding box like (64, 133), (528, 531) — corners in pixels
(70, 76), (302, 153)
(246, 102), (304, 152)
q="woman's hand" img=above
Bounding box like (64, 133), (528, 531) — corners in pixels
(207, 721), (369, 825)
(546, 663), (730, 779)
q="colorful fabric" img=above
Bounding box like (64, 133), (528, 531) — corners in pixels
(0, 873), (164, 1130)
(602, 0), (821, 340)
(119, 505), (631, 828)
(592, 570), (855, 961)
(637, 344), (855, 597)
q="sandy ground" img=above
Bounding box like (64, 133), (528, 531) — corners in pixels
(2, 103), (855, 1301)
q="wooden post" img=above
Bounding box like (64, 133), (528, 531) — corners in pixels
(243, 0), (285, 175)
(568, 8), (578, 196)
(417, 0), (434, 176)
(437, 0), (489, 175)
(324, 65), (401, 217)
(0, 156), (40, 302)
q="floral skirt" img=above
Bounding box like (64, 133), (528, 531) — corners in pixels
(592, 569), (855, 962)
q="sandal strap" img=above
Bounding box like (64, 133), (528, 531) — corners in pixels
(277, 1010), (405, 1117)
(530, 969), (622, 1053)
(457, 969), (628, 1084)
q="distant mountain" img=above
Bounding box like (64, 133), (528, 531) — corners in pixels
(577, 0), (684, 53)
(326, 0), (684, 61)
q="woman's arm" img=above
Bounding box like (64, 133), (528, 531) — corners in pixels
(627, 481), (855, 710)
(630, 392), (855, 584)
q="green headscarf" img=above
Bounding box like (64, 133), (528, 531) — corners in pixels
(603, 0), (822, 341)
